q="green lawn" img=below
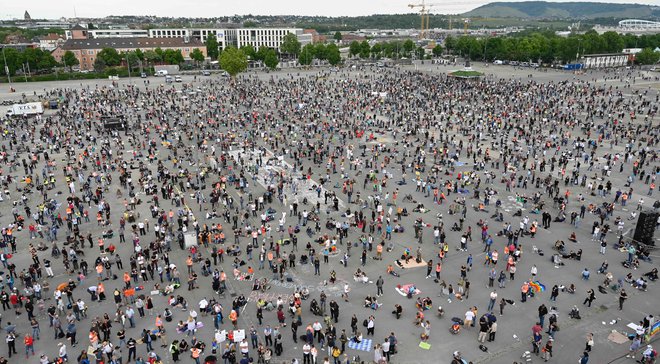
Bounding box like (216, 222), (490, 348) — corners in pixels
(448, 70), (484, 78)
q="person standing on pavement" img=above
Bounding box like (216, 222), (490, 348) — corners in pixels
(376, 276), (384, 297)
(478, 316), (489, 343)
(542, 338), (553, 362)
(127, 337), (137, 362)
(366, 316), (375, 336)
(579, 351), (589, 364)
(585, 333), (594, 352)
(342, 283), (350, 302)
(487, 290), (497, 311)
(5, 333), (16, 358)
(583, 289), (595, 307)
(538, 304), (548, 328)
(23, 334), (34, 358)
(619, 289), (628, 310)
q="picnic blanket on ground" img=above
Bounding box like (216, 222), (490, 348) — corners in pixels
(395, 284), (421, 297)
(396, 258), (426, 269)
(347, 338), (372, 352)
(608, 331), (629, 344)
(419, 341), (431, 350)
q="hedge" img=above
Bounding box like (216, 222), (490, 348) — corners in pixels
(0, 67), (142, 83)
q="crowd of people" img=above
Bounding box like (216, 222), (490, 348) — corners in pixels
(0, 63), (657, 364)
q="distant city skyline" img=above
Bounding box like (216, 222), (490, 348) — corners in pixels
(2, 0), (659, 20)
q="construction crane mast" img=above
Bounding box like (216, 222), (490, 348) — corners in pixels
(408, 1), (429, 39)
(408, 2), (463, 38)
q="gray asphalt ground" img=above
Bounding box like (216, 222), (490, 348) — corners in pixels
(0, 61), (658, 364)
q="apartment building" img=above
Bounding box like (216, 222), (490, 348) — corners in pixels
(148, 28), (237, 49)
(149, 27), (310, 51)
(54, 37), (206, 71)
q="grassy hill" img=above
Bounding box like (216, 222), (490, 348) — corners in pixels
(464, 1), (660, 19)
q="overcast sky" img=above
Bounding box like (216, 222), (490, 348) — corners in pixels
(3, 0), (659, 20)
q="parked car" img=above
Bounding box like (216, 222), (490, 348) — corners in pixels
(493, 60), (504, 65)
(174, 76), (182, 82)
(140, 72), (148, 78)
(202, 70), (211, 76)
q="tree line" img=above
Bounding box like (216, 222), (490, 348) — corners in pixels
(205, 33), (341, 77)
(444, 30), (660, 64)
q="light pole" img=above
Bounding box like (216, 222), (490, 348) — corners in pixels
(123, 56), (132, 83)
(2, 47), (13, 91)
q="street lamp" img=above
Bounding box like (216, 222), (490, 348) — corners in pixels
(124, 56), (132, 83)
(2, 47), (13, 91)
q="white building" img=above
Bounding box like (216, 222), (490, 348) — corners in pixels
(148, 27), (308, 51)
(88, 29), (148, 38)
(235, 28), (308, 50)
(149, 28), (236, 49)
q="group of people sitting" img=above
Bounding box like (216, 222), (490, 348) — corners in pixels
(363, 295), (382, 310)
(353, 268), (370, 284)
(310, 298), (323, 316)
(415, 296), (433, 311)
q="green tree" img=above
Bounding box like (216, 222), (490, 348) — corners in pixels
(432, 44), (443, 57)
(326, 44), (341, 65)
(163, 49), (184, 65)
(241, 44), (256, 60)
(97, 48), (121, 66)
(62, 50), (79, 71)
(134, 48), (144, 62)
(349, 41), (361, 58)
(93, 57), (107, 73)
(314, 44), (328, 60)
(601, 31), (624, 53)
(37, 53), (58, 71)
(22, 48), (43, 70)
(263, 49), (279, 70)
(0, 48), (22, 76)
(359, 40), (371, 59)
(219, 46), (248, 77)
(635, 48), (660, 65)
(299, 44), (314, 65)
(280, 33), (301, 58)
(370, 43), (382, 59)
(144, 50), (161, 65)
(190, 48), (205, 64)
(402, 39), (415, 56)
(205, 34), (219, 60)
(333, 31), (342, 42)
(123, 51), (140, 68)
(154, 47), (164, 61)
(444, 35), (456, 53)
(254, 47), (268, 62)
(415, 46), (426, 59)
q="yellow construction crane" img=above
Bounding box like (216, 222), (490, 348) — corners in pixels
(409, 2), (463, 38)
(408, 1), (429, 39)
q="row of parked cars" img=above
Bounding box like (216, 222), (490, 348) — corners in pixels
(493, 60), (540, 68)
